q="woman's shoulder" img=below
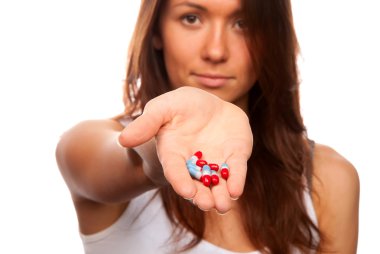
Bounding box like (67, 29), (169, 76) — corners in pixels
(312, 143), (359, 193)
(61, 117), (126, 136)
(56, 116), (134, 235)
(311, 143), (360, 251)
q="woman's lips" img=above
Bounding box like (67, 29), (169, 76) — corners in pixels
(192, 73), (233, 88)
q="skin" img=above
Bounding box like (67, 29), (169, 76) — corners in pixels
(56, 0), (360, 253)
(155, 0), (257, 111)
(120, 87), (253, 212)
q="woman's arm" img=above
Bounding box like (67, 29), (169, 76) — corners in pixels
(56, 86), (253, 233)
(55, 119), (158, 233)
(312, 144), (360, 254)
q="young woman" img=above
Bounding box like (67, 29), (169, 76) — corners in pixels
(56, 0), (360, 253)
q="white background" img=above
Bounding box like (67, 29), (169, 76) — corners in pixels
(0, 0), (379, 253)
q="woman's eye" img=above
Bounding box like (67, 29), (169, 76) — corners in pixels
(182, 14), (200, 25)
(235, 19), (246, 30)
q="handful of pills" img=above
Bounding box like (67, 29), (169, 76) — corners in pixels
(186, 151), (229, 187)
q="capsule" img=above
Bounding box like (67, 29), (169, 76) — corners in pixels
(201, 165), (212, 187)
(187, 165), (202, 181)
(220, 163), (229, 180)
(202, 176), (211, 187)
(209, 163), (219, 171)
(194, 151), (203, 159)
(211, 171), (219, 185)
(196, 159), (207, 167)
(186, 160), (202, 170)
(187, 163), (202, 172)
(188, 155), (198, 164)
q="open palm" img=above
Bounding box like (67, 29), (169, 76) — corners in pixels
(119, 86), (253, 213)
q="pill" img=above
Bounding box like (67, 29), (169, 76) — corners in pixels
(221, 169), (229, 180)
(194, 151), (202, 159)
(201, 165), (212, 187)
(202, 164), (211, 173)
(187, 163), (202, 171)
(211, 171), (219, 185)
(186, 152), (227, 187)
(203, 175), (211, 187)
(188, 155), (198, 164)
(186, 160), (201, 169)
(209, 163), (219, 171)
(220, 163), (229, 180)
(196, 159), (207, 167)
(187, 165), (202, 180)
(221, 163), (228, 168)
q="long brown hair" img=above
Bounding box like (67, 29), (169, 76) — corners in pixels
(122, 0), (322, 253)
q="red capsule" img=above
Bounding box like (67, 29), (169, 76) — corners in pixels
(196, 159), (207, 167)
(202, 175), (211, 187)
(209, 163), (219, 171)
(194, 151), (202, 159)
(211, 174), (219, 185)
(221, 168), (229, 180)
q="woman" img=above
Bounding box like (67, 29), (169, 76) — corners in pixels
(56, 0), (359, 253)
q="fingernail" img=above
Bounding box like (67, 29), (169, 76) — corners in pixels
(184, 197), (196, 206)
(188, 199), (196, 206)
(116, 138), (123, 148)
(199, 207), (210, 212)
(230, 196), (239, 201)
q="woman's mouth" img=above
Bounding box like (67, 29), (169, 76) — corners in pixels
(192, 73), (233, 88)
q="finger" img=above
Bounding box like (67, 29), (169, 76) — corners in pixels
(192, 181), (215, 211)
(118, 99), (170, 147)
(161, 152), (197, 199)
(211, 176), (232, 214)
(225, 153), (248, 199)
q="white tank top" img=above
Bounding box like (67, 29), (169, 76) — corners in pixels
(80, 188), (319, 254)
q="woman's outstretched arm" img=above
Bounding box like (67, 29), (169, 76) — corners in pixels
(56, 86), (253, 233)
(56, 119), (159, 234)
(56, 119), (157, 204)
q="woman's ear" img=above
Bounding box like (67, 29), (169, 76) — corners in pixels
(153, 34), (163, 50)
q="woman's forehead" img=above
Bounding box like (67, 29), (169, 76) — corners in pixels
(164, 0), (243, 12)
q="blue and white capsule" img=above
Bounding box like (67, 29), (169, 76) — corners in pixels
(187, 164), (202, 180)
(201, 165), (212, 187)
(220, 163), (229, 180)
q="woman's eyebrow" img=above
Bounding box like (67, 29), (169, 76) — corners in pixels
(173, 1), (207, 11)
(173, 1), (243, 17)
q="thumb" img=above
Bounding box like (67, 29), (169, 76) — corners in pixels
(118, 100), (170, 147)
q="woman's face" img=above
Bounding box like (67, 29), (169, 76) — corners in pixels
(156, 0), (257, 110)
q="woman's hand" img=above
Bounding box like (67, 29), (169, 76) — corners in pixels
(119, 86), (253, 213)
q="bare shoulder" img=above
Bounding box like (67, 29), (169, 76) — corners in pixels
(311, 143), (360, 253)
(312, 143), (360, 201)
(56, 117), (131, 235)
(62, 117), (125, 135)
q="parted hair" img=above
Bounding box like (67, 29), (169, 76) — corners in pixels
(121, 0), (322, 253)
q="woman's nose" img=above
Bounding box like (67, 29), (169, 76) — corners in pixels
(201, 25), (229, 63)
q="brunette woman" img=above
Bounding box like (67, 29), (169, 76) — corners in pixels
(56, 0), (359, 253)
